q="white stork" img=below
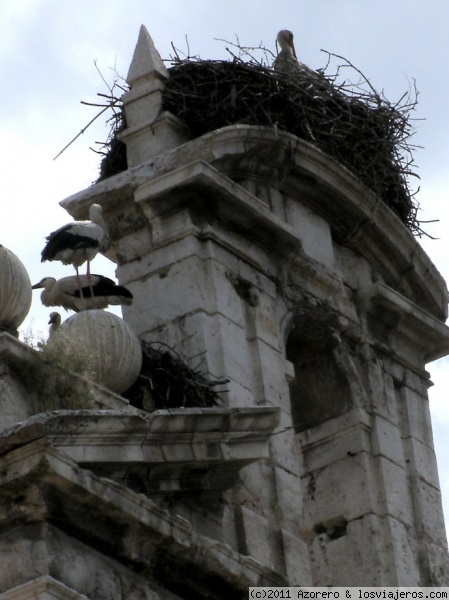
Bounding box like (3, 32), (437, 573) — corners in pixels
(48, 311), (62, 338)
(32, 274), (133, 313)
(273, 30), (302, 75)
(41, 203), (109, 289)
(273, 29), (322, 79)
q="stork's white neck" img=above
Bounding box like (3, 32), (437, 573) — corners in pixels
(89, 204), (108, 232)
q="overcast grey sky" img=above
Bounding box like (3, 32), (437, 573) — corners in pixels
(2, 0), (449, 537)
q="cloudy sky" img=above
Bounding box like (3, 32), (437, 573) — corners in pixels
(2, 0), (449, 537)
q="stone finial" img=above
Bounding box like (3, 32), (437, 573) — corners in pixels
(127, 25), (167, 85)
(49, 309), (142, 393)
(0, 244), (32, 336)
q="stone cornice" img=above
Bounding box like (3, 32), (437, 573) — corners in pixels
(59, 125), (447, 321)
(0, 407), (280, 494)
(0, 435), (285, 593)
(358, 282), (449, 364)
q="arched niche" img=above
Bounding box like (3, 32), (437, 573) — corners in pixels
(285, 312), (360, 433)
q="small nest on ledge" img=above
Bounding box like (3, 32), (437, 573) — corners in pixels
(97, 47), (424, 235)
(123, 342), (228, 411)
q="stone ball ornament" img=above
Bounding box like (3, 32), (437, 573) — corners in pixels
(0, 244), (32, 335)
(51, 310), (142, 394)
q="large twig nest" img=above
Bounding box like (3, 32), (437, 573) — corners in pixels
(97, 48), (423, 235)
(162, 58), (419, 232)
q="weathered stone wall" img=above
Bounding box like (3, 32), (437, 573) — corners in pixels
(87, 135), (447, 586)
(58, 25), (449, 589)
(1, 25), (448, 598)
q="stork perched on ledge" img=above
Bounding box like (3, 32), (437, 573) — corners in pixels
(41, 203), (110, 290)
(32, 274), (133, 312)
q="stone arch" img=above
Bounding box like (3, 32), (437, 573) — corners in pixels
(285, 308), (362, 433)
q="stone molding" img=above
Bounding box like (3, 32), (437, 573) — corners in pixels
(1, 576), (89, 599)
(60, 125), (447, 322)
(0, 407), (279, 494)
(0, 437), (285, 594)
(358, 281), (449, 364)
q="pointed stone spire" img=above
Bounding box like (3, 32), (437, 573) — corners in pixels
(120, 26), (191, 168)
(126, 25), (167, 84)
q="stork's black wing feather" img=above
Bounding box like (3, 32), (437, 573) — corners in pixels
(41, 225), (100, 262)
(73, 275), (133, 300)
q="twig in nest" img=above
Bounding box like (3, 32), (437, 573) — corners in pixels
(52, 105), (112, 161)
(215, 35), (277, 67)
(53, 60), (129, 166)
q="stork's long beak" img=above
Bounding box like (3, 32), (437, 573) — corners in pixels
(32, 281), (44, 289)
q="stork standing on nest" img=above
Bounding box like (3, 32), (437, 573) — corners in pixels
(273, 29), (303, 75)
(41, 203), (110, 294)
(32, 274), (133, 313)
(273, 29), (322, 78)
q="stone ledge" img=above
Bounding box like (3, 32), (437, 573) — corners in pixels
(59, 125), (448, 321)
(1, 576), (88, 600)
(0, 407), (279, 493)
(358, 282), (449, 364)
(135, 159), (304, 258)
(298, 407), (372, 471)
(0, 441), (285, 595)
(0, 333), (132, 413)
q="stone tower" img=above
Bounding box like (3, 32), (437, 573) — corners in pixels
(1, 26), (449, 597)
